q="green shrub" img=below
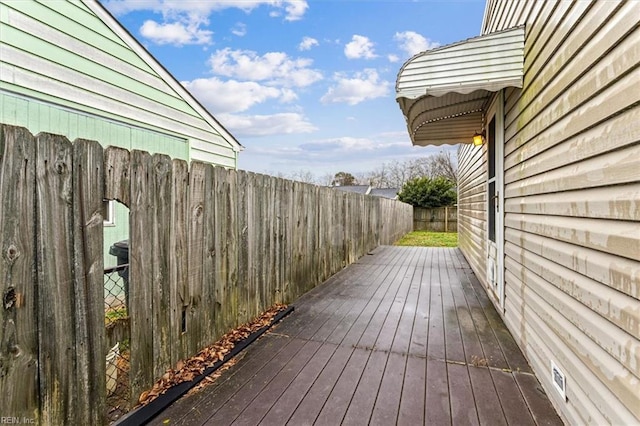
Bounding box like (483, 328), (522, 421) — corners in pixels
(397, 176), (456, 208)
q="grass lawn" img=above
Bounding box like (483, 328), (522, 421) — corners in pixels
(395, 231), (458, 247)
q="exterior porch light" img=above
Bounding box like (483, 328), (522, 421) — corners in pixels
(473, 131), (485, 146)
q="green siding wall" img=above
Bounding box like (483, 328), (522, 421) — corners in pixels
(0, 0), (238, 167)
(1, 91), (188, 267)
(104, 203), (129, 268)
(1, 92), (188, 156)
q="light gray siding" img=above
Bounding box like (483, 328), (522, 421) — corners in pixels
(457, 142), (486, 283)
(459, 1), (640, 424)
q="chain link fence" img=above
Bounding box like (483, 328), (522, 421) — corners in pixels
(104, 264), (131, 423)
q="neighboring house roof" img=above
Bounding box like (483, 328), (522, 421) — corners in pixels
(332, 185), (371, 195)
(369, 188), (399, 199)
(395, 26), (525, 147)
(0, 0), (242, 167)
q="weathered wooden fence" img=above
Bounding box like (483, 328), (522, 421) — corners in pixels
(413, 206), (458, 232)
(0, 125), (413, 425)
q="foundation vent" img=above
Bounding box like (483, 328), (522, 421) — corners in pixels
(551, 360), (567, 401)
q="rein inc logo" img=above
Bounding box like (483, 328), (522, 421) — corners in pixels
(0, 417), (35, 424)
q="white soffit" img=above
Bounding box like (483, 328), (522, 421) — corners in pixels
(396, 26), (524, 146)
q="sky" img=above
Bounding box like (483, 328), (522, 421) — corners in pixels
(101, 0), (487, 178)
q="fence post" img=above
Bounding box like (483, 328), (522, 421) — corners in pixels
(445, 206), (448, 232)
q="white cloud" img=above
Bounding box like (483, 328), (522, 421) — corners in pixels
(298, 36), (319, 51)
(236, 129), (453, 175)
(283, 1), (308, 21)
(239, 132), (419, 173)
(182, 77), (288, 114)
(344, 35), (377, 60)
(387, 54), (400, 63)
(321, 69), (390, 105)
(139, 19), (212, 45)
(104, 0), (308, 46)
(218, 113), (317, 136)
(103, 0), (308, 22)
(301, 136), (387, 152)
(394, 31), (440, 58)
(279, 88), (299, 103)
(231, 23), (247, 37)
(208, 48), (323, 87)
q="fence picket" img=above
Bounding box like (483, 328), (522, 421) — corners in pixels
(35, 132), (75, 425)
(202, 163), (215, 346)
(185, 162), (206, 356)
(236, 170), (249, 323)
(171, 159), (189, 364)
(413, 206), (458, 232)
(0, 125), (38, 422)
(213, 166), (227, 336)
(104, 146), (130, 207)
(246, 172), (257, 319)
(151, 154), (173, 379)
(129, 149), (154, 403)
(73, 139), (106, 426)
(282, 179), (294, 303)
(226, 169), (238, 329)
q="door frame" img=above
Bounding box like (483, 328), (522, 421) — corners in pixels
(486, 90), (505, 310)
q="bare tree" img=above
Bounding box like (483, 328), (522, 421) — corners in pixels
(288, 169), (317, 184)
(263, 150), (457, 188)
(429, 150), (457, 184)
(352, 151), (457, 189)
(359, 164), (390, 188)
(319, 172), (335, 186)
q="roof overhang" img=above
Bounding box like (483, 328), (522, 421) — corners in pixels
(396, 26), (525, 146)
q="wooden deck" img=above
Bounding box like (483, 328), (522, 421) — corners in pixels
(150, 247), (563, 426)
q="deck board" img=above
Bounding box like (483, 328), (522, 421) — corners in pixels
(425, 358), (451, 425)
(314, 348), (369, 425)
(369, 351), (406, 425)
(341, 349), (387, 425)
(151, 247), (563, 426)
(229, 340), (321, 426)
(398, 355), (426, 425)
(259, 343), (336, 425)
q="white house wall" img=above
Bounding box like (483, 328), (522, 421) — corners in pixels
(473, 1), (640, 424)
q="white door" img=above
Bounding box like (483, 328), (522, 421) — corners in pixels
(486, 91), (505, 310)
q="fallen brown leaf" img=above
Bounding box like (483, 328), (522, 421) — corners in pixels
(136, 303), (288, 406)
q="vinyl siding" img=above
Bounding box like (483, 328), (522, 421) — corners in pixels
(0, 92), (188, 157)
(0, 0), (238, 167)
(457, 142), (487, 287)
(478, 1), (640, 424)
(1, 90), (190, 267)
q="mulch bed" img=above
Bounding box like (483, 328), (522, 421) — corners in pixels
(138, 303), (289, 406)
(107, 303), (290, 425)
